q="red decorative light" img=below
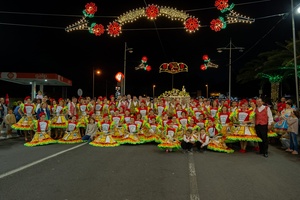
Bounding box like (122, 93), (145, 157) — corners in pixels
(202, 55), (209, 61)
(210, 18), (223, 32)
(163, 64), (168, 69)
(115, 72), (124, 82)
(214, 0), (229, 11)
(145, 4), (159, 19)
(141, 56), (148, 62)
(200, 64), (207, 71)
(146, 66), (152, 71)
(180, 64), (185, 69)
(107, 21), (122, 37)
(85, 2), (97, 15)
(93, 24), (105, 36)
(184, 17), (200, 32)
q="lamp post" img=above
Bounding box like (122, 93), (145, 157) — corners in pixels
(291, 0), (300, 108)
(153, 85), (156, 98)
(205, 84), (208, 98)
(217, 38), (244, 100)
(123, 42), (133, 96)
(92, 67), (101, 98)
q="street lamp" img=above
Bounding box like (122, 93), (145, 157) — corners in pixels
(205, 84), (208, 98)
(93, 67), (101, 98)
(153, 85), (156, 97)
(291, 1), (300, 108)
(123, 42), (133, 96)
(217, 38), (244, 100)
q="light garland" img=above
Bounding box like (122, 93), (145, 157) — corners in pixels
(65, 17), (88, 32)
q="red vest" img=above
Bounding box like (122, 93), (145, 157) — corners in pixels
(255, 106), (268, 125)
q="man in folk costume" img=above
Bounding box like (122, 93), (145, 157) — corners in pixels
(68, 96), (78, 119)
(230, 99), (238, 112)
(118, 95), (128, 109)
(130, 96), (139, 115)
(58, 115), (83, 144)
(12, 96), (35, 141)
(25, 112), (56, 147)
(254, 98), (274, 158)
(145, 96), (153, 109)
(126, 94), (132, 109)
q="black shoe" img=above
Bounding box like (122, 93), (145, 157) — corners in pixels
(263, 153), (268, 158)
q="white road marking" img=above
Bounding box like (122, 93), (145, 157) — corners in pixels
(188, 152), (200, 200)
(0, 143), (87, 179)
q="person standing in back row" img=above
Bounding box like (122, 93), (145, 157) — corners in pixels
(254, 98), (274, 158)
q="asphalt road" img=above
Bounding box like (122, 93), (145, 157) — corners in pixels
(0, 137), (300, 200)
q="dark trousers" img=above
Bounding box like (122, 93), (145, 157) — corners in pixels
(255, 124), (268, 154)
(195, 141), (208, 151)
(181, 141), (193, 150)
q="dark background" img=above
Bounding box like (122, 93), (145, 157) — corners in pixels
(0, 0), (298, 99)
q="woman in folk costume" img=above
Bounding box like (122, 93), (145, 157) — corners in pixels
(24, 112), (56, 147)
(111, 110), (125, 139)
(77, 98), (89, 136)
(50, 99), (57, 117)
(166, 98), (176, 117)
(118, 106), (125, 116)
(145, 109), (158, 124)
(135, 100), (149, 119)
(174, 103), (186, 119)
(51, 98), (68, 139)
(12, 96), (35, 141)
(178, 110), (189, 130)
(123, 109), (132, 124)
(217, 105), (235, 136)
(206, 99), (219, 119)
(142, 117), (161, 143)
(58, 115), (83, 144)
(155, 98), (167, 116)
(195, 113), (206, 129)
(206, 117), (234, 153)
(185, 117), (200, 134)
(118, 116), (143, 145)
(167, 115), (182, 138)
(108, 102), (118, 116)
(274, 100), (294, 135)
(158, 120), (181, 152)
(90, 114), (119, 147)
(227, 100), (262, 153)
(101, 97), (110, 116)
(94, 97), (103, 121)
(87, 98), (95, 116)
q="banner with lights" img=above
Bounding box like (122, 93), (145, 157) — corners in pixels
(66, 1), (254, 36)
(159, 62), (188, 74)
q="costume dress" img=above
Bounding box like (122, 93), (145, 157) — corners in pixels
(90, 120), (119, 147)
(274, 108), (293, 135)
(77, 103), (89, 128)
(158, 127), (181, 151)
(226, 109), (262, 142)
(24, 119), (56, 147)
(142, 122), (161, 143)
(12, 103), (35, 131)
(118, 123), (142, 144)
(51, 105), (68, 129)
(58, 121), (83, 144)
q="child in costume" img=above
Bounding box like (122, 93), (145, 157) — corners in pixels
(12, 96), (35, 141)
(181, 129), (196, 152)
(196, 128), (210, 152)
(24, 112), (56, 147)
(58, 115), (83, 144)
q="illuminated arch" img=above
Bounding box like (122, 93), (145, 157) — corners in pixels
(106, 4), (200, 37)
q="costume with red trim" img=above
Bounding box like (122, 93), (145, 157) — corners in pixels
(50, 104), (68, 129)
(12, 102), (35, 131)
(58, 120), (83, 144)
(158, 126), (181, 151)
(118, 122), (143, 144)
(24, 115), (56, 147)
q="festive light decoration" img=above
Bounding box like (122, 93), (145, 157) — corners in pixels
(210, 17), (226, 32)
(211, 0), (254, 32)
(115, 72), (124, 82)
(83, 2), (98, 18)
(135, 56), (151, 71)
(65, 2), (97, 33)
(145, 4), (160, 19)
(107, 21), (122, 37)
(159, 62), (188, 74)
(201, 55), (219, 70)
(184, 17), (200, 33)
(89, 23), (105, 36)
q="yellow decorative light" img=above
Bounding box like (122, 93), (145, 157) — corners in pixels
(117, 8), (145, 25)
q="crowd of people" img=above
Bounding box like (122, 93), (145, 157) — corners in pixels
(0, 92), (299, 157)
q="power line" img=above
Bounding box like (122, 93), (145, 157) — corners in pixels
(0, 22), (64, 29)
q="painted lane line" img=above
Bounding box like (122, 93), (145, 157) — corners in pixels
(0, 143), (87, 179)
(188, 152), (200, 200)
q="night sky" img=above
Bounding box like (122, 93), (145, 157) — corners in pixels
(0, 0), (298, 99)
